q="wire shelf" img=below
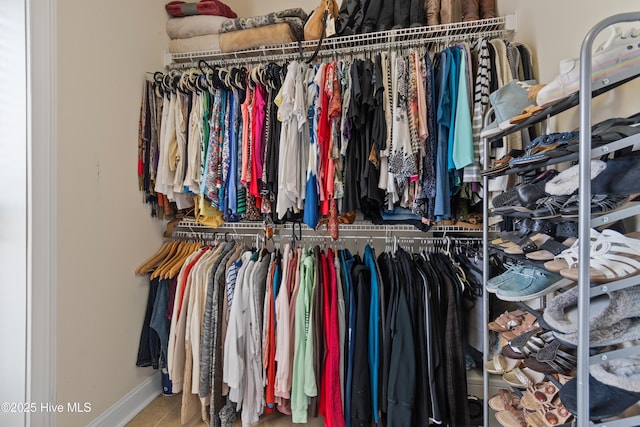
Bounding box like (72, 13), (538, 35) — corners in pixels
(166, 15), (515, 67)
(172, 218), (494, 240)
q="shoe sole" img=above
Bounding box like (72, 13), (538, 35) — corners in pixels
(496, 278), (575, 302)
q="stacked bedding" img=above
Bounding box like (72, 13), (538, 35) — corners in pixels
(218, 8), (307, 53)
(165, 2), (309, 55)
(165, 0), (236, 54)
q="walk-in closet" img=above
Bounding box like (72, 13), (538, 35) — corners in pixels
(10, 1), (640, 427)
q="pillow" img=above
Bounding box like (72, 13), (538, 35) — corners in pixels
(165, 0), (237, 18)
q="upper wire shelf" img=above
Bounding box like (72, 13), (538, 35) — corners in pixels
(165, 15), (516, 67)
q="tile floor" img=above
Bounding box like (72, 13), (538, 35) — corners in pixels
(126, 393), (325, 427)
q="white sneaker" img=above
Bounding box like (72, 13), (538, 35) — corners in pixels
(536, 25), (640, 107)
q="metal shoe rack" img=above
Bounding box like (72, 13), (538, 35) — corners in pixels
(481, 11), (640, 427)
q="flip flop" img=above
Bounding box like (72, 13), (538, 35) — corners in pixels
(509, 104), (547, 124)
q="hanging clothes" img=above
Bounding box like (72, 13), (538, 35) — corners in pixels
(141, 37), (534, 229)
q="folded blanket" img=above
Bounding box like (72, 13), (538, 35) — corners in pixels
(166, 15), (229, 39)
(165, 0), (236, 18)
(219, 23), (294, 53)
(220, 8), (307, 41)
(168, 33), (221, 53)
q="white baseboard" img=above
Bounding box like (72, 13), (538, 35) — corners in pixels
(87, 372), (161, 427)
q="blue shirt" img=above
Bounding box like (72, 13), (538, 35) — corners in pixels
(434, 50), (452, 221)
(364, 245), (380, 423)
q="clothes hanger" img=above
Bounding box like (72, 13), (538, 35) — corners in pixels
(163, 241), (202, 279)
(135, 240), (173, 275)
(165, 242), (202, 279)
(149, 240), (182, 280)
(152, 240), (193, 280)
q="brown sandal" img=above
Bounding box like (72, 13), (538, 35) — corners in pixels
(496, 404), (527, 427)
(489, 389), (522, 412)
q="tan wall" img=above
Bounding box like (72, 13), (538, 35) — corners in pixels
(52, 1), (639, 425)
(500, 1), (640, 129)
(230, 0), (317, 17)
(55, 0), (167, 425)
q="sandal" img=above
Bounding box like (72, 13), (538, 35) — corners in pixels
(530, 195), (571, 219)
(520, 381), (560, 411)
(495, 404), (528, 427)
(534, 340), (577, 373)
(480, 149), (525, 176)
(543, 229), (603, 272)
(494, 218), (557, 246)
(509, 104), (547, 124)
(525, 237), (577, 261)
(501, 312), (541, 341)
(559, 193), (634, 218)
(503, 366), (546, 389)
(503, 233), (553, 255)
(559, 229), (640, 283)
(489, 389), (522, 412)
(509, 132), (577, 166)
(526, 397), (573, 427)
(488, 309), (528, 333)
(486, 354), (521, 375)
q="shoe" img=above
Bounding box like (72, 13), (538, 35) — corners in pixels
(592, 155), (640, 196)
(536, 26), (640, 107)
(558, 229), (640, 283)
(544, 160), (607, 196)
(496, 218), (558, 244)
(520, 381), (560, 411)
(525, 396), (574, 427)
(495, 405), (528, 427)
(488, 309), (528, 333)
(525, 237), (576, 261)
(495, 267), (566, 302)
(480, 148), (525, 175)
(486, 264), (527, 293)
(502, 233), (553, 255)
(502, 366), (546, 389)
(485, 354), (521, 375)
(530, 195), (571, 219)
(559, 194), (633, 218)
(515, 169), (559, 209)
(543, 228), (603, 272)
(481, 80), (538, 139)
(509, 132), (577, 167)
(543, 284), (640, 335)
(560, 372), (640, 420)
(489, 389), (522, 412)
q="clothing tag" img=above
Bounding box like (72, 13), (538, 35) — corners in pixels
(326, 16), (336, 38)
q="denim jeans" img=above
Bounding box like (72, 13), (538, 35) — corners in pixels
(150, 279), (170, 368)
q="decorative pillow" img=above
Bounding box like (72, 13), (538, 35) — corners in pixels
(165, 0), (237, 18)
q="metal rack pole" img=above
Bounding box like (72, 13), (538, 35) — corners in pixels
(577, 12), (640, 427)
(481, 112), (493, 427)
